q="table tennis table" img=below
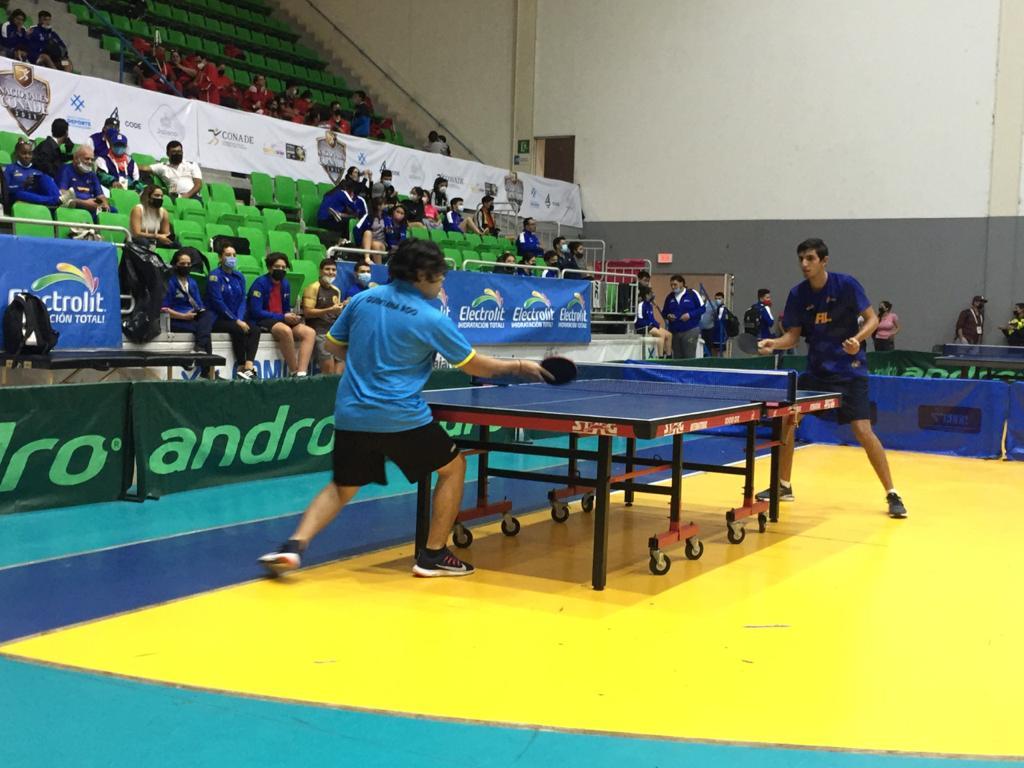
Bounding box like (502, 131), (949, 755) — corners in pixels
(418, 362), (841, 590)
(935, 344), (1024, 377)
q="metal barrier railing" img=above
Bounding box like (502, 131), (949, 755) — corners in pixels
(576, 239), (607, 272)
(460, 259), (554, 276)
(561, 267), (639, 331)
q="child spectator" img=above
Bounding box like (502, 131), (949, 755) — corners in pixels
(301, 259), (343, 375)
(247, 253), (316, 376)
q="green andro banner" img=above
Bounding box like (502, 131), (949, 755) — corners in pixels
(0, 383), (132, 514)
(132, 369), (475, 498)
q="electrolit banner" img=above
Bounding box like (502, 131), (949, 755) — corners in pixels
(436, 272), (591, 345)
(0, 236), (122, 350)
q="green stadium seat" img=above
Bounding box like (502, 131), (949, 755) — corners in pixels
(205, 200), (234, 225)
(173, 219), (203, 237)
(97, 212), (129, 244)
(273, 176), (299, 211)
(206, 223), (235, 241)
(12, 202), (55, 238)
(427, 229), (446, 244)
(261, 207), (287, 232)
(235, 204), (263, 226)
(461, 250), (481, 270)
(316, 182), (333, 197)
(179, 233), (207, 252)
(237, 225), (267, 258)
(156, 248), (176, 264)
(109, 188), (140, 212)
(250, 172), (277, 208)
(0, 149), (11, 166)
(408, 227), (430, 240)
(68, 3), (90, 24)
(206, 182), (236, 207)
(235, 254), (261, 274)
(266, 230), (294, 258)
(299, 192), (321, 228)
(442, 249), (463, 269)
(287, 260), (318, 295)
(55, 207), (95, 239)
(296, 233), (325, 262)
(176, 197), (207, 227)
(101, 35), (121, 55)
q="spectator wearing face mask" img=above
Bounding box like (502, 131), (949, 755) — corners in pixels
(130, 185), (177, 248)
(636, 287), (672, 358)
(206, 243), (260, 380)
(383, 204), (408, 255)
(423, 131), (447, 154)
(662, 274), (706, 358)
(248, 253), (316, 376)
(343, 261), (375, 302)
(541, 250), (560, 278)
(494, 252), (517, 275)
(872, 300), (900, 351)
(956, 295), (987, 345)
(444, 198), (477, 234)
(371, 169), (397, 207)
(1000, 303), (1024, 346)
(4, 138), (61, 208)
(162, 249), (213, 367)
(351, 90), (372, 138)
(707, 291), (730, 357)
(243, 74), (274, 113)
(2, 9), (30, 59)
(516, 218), (544, 259)
(753, 289), (777, 340)
(353, 199), (389, 262)
(28, 10), (72, 71)
(141, 141), (202, 200)
(98, 133), (142, 191)
(561, 241), (584, 273)
(431, 176), (448, 208)
(474, 195), (498, 236)
(518, 253), (539, 277)
(302, 259), (344, 375)
(33, 118), (75, 180)
(58, 145), (113, 221)
(403, 187), (426, 228)
(317, 177), (366, 233)
(89, 117), (121, 159)
(421, 188), (442, 229)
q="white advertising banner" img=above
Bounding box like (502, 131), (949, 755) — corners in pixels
(0, 57), (583, 227)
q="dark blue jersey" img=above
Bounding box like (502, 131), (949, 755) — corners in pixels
(782, 272), (870, 379)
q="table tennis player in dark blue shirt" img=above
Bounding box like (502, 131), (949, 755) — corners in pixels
(757, 238), (907, 519)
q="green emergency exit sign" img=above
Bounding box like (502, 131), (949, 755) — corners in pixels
(517, 139), (530, 154)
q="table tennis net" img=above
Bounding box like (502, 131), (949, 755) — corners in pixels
(573, 363), (797, 404)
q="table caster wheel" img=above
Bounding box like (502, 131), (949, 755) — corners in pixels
(727, 523), (746, 544)
(757, 512), (768, 533)
(452, 524), (473, 548)
(551, 503), (570, 523)
(684, 537), (704, 560)
(580, 493), (595, 513)
(649, 551), (671, 575)
(500, 515), (521, 536)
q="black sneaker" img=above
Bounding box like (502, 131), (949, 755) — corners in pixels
(412, 547), (475, 578)
(887, 492), (908, 519)
(755, 484), (795, 503)
(258, 540), (303, 575)
(235, 368), (257, 381)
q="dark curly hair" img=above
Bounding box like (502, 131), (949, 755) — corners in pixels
(388, 239), (446, 283)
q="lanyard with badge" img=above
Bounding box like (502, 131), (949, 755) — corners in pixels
(970, 307), (982, 336)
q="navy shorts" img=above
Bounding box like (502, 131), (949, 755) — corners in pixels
(798, 373), (871, 425)
(332, 423), (459, 486)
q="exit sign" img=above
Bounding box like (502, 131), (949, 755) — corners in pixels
(517, 139), (530, 154)
(657, 252), (673, 264)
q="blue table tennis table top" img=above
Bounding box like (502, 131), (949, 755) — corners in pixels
(424, 378), (838, 439)
(935, 344), (1024, 371)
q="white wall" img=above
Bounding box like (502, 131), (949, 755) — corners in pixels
(291, 0), (516, 168)
(534, 0), (1001, 222)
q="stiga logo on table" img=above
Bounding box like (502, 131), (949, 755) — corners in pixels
(458, 288), (505, 329)
(14, 263), (107, 325)
(512, 291), (554, 329)
(0, 63), (51, 135)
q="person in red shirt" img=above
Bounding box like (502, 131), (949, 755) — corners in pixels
(244, 74), (274, 112)
(247, 254), (316, 376)
(190, 55), (220, 103)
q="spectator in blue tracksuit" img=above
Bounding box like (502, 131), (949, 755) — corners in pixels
(28, 11), (71, 70)
(57, 146), (114, 222)
(248, 253), (316, 376)
(317, 181), (366, 233)
(636, 287), (672, 357)
(704, 291), (729, 357)
(1, 9), (30, 60)
(4, 139), (61, 207)
(382, 204), (408, 256)
(162, 249), (213, 374)
(205, 243), (261, 380)
(754, 288), (777, 339)
(661, 274), (706, 358)
(516, 217), (544, 259)
(351, 90), (372, 138)
(443, 198), (465, 233)
(541, 250), (560, 278)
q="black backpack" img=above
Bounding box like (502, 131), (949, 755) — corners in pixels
(743, 303), (761, 336)
(119, 239), (171, 343)
(3, 292), (60, 355)
(722, 307), (740, 338)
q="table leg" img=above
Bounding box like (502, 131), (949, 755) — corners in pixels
(567, 433), (578, 484)
(624, 437), (636, 506)
(415, 475), (431, 558)
(591, 435), (612, 591)
(743, 421), (756, 504)
(476, 425), (489, 507)
(769, 416), (782, 523)
(670, 434), (682, 523)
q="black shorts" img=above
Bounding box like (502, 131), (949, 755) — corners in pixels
(257, 317), (283, 331)
(798, 373), (870, 425)
(332, 422), (460, 486)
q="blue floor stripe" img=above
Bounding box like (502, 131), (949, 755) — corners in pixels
(0, 436), (748, 643)
(0, 656), (1017, 768)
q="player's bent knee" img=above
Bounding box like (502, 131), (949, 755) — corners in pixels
(436, 451), (466, 477)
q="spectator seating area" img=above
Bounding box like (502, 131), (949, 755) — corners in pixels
(59, 0), (406, 145)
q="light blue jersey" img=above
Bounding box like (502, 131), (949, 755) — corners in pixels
(327, 280), (476, 432)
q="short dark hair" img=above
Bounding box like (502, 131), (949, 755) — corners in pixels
(757, 288), (771, 300)
(450, 197), (463, 207)
(638, 270), (650, 280)
(318, 258), (336, 271)
(670, 274), (685, 283)
(544, 250), (559, 261)
(481, 195), (494, 204)
(569, 241), (582, 251)
(354, 90), (367, 99)
(389, 239), (446, 282)
(38, 10), (51, 18)
(523, 218), (535, 228)
(797, 238), (828, 259)
(428, 130), (439, 142)
(266, 252), (291, 270)
(392, 203), (406, 215)
(51, 118), (68, 138)
(172, 247), (200, 266)
(9, 8), (25, 20)
(216, 239), (236, 256)
(166, 140), (182, 153)
(553, 236), (565, 247)
(639, 287), (654, 302)
(381, 169), (392, 178)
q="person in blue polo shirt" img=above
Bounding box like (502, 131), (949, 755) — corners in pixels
(161, 248), (213, 375)
(758, 237), (907, 519)
(57, 145), (113, 221)
(661, 274), (705, 358)
(248, 253), (316, 376)
(516, 217), (544, 259)
(205, 243), (260, 380)
(4, 138), (61, 208)
(317, 179), (367, 233)
(258, 239), (551, 579)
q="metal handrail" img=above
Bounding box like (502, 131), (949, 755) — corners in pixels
(460, 259), (555, 276)
(0, 215), (132, 241)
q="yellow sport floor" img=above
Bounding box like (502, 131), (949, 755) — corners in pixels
(4, 444), (1022, 759)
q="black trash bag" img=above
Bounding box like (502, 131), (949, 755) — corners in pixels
(119, 239), (171, 343)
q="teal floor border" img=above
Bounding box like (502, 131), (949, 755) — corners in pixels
(1, 657), (1020, 768)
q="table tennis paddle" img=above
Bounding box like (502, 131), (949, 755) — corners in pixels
(735, 333), (763, 356)
(541, 356), (577, 385)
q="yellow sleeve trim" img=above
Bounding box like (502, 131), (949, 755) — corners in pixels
(325, 333), (348, 346)
(452, 349), (477, 368)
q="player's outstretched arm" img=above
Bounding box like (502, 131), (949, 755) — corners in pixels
(758, 327), (801, 354)
(462, 355), (553, 382)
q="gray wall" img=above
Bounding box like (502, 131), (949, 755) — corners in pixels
(584, 218), (1024, 353)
